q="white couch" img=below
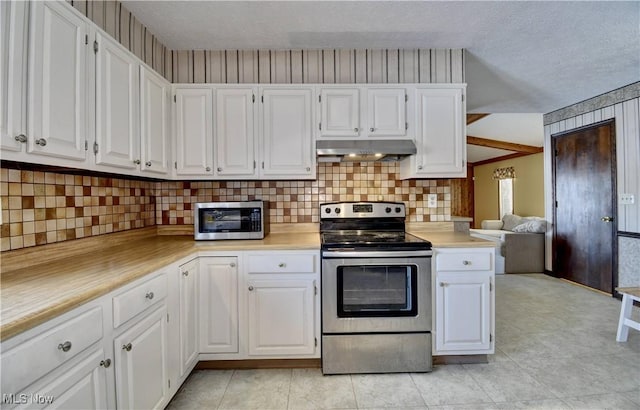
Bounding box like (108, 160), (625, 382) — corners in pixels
(469, 215), (546, 274)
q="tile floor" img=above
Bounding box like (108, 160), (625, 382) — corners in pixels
(167, 274), (640, 409)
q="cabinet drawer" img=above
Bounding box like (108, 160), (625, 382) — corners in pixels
(436, 252), (491, 271)
(113, 273), (167, 328)
(1, 306), (103, 395)
(247, 253), (316, 274)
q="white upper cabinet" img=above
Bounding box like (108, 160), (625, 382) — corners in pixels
(174, 87), (214, 177)
(260, 87), (315, 179)
(27, 0), (88, 161)
(400, 85), (466, 179)
(0, 1), (29, 153)
(140, 66), (170, 175)
(319, 88), (360, 137)
(366, 88), (407, 137)
(94, 32), (139, 170)
(214, 87), (257, 178)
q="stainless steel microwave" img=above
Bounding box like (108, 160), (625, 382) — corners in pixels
(194, 201), (269, 240)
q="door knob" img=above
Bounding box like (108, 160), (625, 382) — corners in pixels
(14, 134), (27, 143)
(57, 341), (72, 352)
(122, 343), (132, 351)
(35, 138), (47, 146)
(133, 159), (141, 165)
(370, 127), (375, 132)
(601, 216), (614, 222)
(145, 161), (152, 167)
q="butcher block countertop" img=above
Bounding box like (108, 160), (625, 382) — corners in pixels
(1, 225), (491, 341)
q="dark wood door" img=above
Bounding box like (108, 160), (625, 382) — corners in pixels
(552, 120), (616, 294)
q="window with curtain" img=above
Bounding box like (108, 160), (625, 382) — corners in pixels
(493, 167), (515, 219)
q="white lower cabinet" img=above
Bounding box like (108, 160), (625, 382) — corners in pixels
(198, 256), (239, 354)
(178, 259), (199, 378)
(433, 247), (495, 355)
(113, 305), (169, 410)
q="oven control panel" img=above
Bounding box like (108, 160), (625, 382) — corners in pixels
(320, 202), (406, 218)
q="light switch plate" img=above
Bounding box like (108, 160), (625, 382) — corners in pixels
(427, 194), (438, 208)
(620, 193), (635, 205)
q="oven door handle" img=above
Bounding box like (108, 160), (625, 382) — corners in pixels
(322, 250), (433, 258)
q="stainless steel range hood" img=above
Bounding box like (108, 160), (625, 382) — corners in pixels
(316, 139), (417, 162)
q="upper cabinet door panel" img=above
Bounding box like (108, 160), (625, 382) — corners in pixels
(174, 88), (213, 176)
(367, 88), (406, 137)
(140, 66), (169, 175)
(261, 88), (314, 178)
(0, 1), (29, 152)
(214, 88), (256, 177)
(319, 88), (360, 137)
(95, 32), (139, 169)
(27, 1), (87, 160)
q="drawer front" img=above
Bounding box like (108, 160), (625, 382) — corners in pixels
(436, 252), (491, 271)
(1, 306), (103, 395)
(247, 253), (316, 274)
(113, 273), (168, 328)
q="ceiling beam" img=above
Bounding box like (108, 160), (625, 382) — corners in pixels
(466, 113), (490, 125)
(469, 152), (539, 167)
(467, 135), (543, 154)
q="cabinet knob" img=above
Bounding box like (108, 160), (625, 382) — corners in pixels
(133, 159), (141, 165)
(417, 165), (423, 170)
(354, 127), (359, 132)
(278, 262), (286, 268)
(370, 127), (375, 132)
(439, 282), (448, 287)
(14, 134), (27, 143)
(230, 263), (236, 268)
(122, 343), (132, 351)
(248, 285), (254, 291)
(145, 161), (152, 167)
(145, 292), (154, 300)
(206, 167), (211, 172)
(57, 341), (72, 352)
(462, 260), (471, 266)
(182, 270), (189, 277)
(601, 216), (614, 222)
(35, 138), (47, 146)
(217, 167), (222, 172)
(306, 167), (311, 172)
(100, 358), (111, 368)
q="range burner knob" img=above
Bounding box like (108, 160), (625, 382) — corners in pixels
(395, 207), (402, 213)
(335, 208), (341, 214)
(385, 207), (392, 213)
(324, 208), (331, 214)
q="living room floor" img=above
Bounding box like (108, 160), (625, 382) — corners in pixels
(167, 274), (640, 409)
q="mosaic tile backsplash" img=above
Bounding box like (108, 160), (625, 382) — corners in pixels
(1, 163), (453, 251)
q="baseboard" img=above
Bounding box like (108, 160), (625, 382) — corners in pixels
(544, 269), (559, 277)
(433, 355), (488, 365)
(195, 359), (321, 370)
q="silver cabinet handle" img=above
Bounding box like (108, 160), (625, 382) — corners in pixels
(206, 167), (211, 172)
(354, 127), (359, 132)
(57, 341), (72, 352)
(145, 292), (154, 300)
(462, 260), (471, 265)
(417, 165), (423, 170)
(133, 159), (141, 165)
(278, 262), (286, 268)
(100, 358), (111, 368)
(230, 263), (236, 268)
(35, 138), (47, 146)
(182, 270), (189, 277)
(217, 167), (222, 172)
(370, 127), (375, 132)
(145, 161), (152, 167)
(14, 134), (27, 143)
(122, 343), (132, 351)
(248, 286), (254, 291)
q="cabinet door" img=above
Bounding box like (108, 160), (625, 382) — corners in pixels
(414, 88), (465, 176)
(435, 271), (492, 353)
(319, 88), (360, 137)
(367, 88), (406, 137)
(260, 88), (315, 179)
(178, 259), (198, 377)
(174, 88), (214, 176)
(0, 0), (28, 152)
(247, 279), (316, 356)
(214, 88), (256, 178)
(114, 306), (169, 410)
(27, 1), (87, 160)
(95, 32), (139, 170)
(16, 349), (108, 410)
(140, 66), (169, 175)
(199, 257), (238, 353)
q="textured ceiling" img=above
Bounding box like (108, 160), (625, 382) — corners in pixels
(122, 1), (640, 114)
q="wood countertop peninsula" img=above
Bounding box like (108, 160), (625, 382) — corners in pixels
(1, 225), (492, 341)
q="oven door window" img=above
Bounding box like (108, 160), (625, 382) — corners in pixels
(337, 265), (418, 317)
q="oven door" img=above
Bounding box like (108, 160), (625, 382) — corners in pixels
(322, 250), (432, 334)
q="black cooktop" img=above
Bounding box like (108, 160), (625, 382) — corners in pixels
(321, 231), (432, 251)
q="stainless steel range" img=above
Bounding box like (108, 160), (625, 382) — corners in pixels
(320, 202), (433, 374)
